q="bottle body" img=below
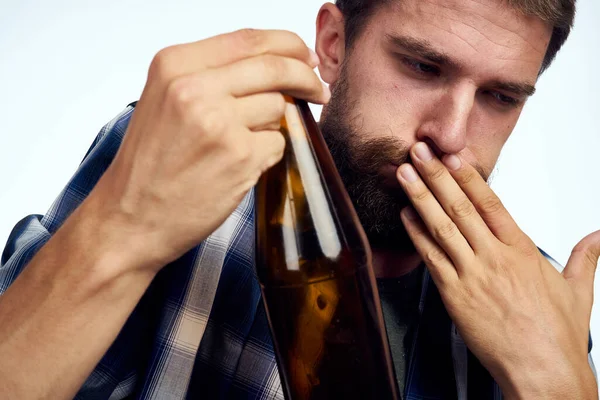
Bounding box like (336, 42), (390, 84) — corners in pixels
(255, 97), (399, 400)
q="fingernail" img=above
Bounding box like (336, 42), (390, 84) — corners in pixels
(399, 164), (418, 183)
(403, 206), (418, 221)
(309, 49), (320, 67)
(414, 142), (433, 161)
(443, 154), (462, 170)
(322, 82), (331, 102)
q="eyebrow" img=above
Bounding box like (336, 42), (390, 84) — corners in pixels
(489, 80), (536, 97)
(386, 33), (460, 69)
(385, 33), (537, 97)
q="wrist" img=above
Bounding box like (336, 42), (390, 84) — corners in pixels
(65, 186), (162, 287)
(82, 172), (172, 275)
(0, 187), (159, 399)
(499, 360), (597, 400)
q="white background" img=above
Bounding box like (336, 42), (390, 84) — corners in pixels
(1, 0), (599, 384)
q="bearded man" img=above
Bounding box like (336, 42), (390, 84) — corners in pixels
(1, 0), (597, 398)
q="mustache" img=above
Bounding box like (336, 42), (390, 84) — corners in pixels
(350, 136), (490, 183)
(345, 136), (411, 175)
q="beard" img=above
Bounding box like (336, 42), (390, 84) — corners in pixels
(319, 67), (415, 252)
(319, 65), (492, 252)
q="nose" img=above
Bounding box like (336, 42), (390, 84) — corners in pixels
(416, 83), (474, 155)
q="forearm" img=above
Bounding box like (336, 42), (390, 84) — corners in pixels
(0, 192), (156, 400)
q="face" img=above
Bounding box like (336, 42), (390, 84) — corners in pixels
(317, 0), (552, 250)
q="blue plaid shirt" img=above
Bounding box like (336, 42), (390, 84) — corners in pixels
(1, 104), (593, 399)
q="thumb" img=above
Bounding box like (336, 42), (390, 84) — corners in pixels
(564, 230), (600, 305)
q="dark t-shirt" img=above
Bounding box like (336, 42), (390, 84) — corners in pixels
(378, 265), (424, 397)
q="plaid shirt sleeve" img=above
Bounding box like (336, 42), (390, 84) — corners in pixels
(0, 105), (141, 399)
(0, 103), (280, 400)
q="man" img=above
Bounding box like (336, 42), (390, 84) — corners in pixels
(0, 0), (598, 398)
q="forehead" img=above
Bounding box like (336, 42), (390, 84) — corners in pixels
(366, 0), (552, 79)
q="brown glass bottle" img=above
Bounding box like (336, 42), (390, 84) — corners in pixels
(255, 96), (400, 400)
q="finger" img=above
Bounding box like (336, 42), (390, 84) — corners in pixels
(252, 121), (282, 132)
(218, 54), (330, 104)
(235, 92), (285, 130)
(564, 230), (600, 307)
(440, 152), (524, 247)
(251, 129), (286, 172)
(151, 29), (318, 79)
(409, 142), (496, 252)
(397, 163), (474, 272)
(400, 206), (459, 287)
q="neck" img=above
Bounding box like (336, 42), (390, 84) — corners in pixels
(372, 248), (422, 279)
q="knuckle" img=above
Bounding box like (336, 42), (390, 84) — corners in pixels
(433, 221), (458, 241)
(273, 132), (286, 154)
(268, 131), (286, 156)
(263, 121), (282, 131)
(412, 226), (431, 244)
(520, 246), (538, 261)
(424, 248), (447, 265)
(458, 170), (477, 185)
(572, 241), (589, 256)
(284, 30), (309, 54)
(583, 249), (599, 271)
(283, 29), (304, 45)
(166, 74), (215, 116)
(264, 121), (281, 131)
(261, 132), (286, 170)
(149, 46), (178, 81)
(309, 71), (323, 92)
(573, 244), (598, 269)
(450, 198), (476, 219)
(260, 55), (287, 85)
(196, 106), (227, 138)
(478, 195), (504, 215)
(455, 280), (475, 307)
(233, 28), (265, 52)
(513, 236), (538, 258)
(466, 273), (493, 301)
(488, 249), (509, 271)
(273, 93), (287, 115)
(166, 76), (193, 108)
(230, 142), (253, 164)
(428, 164), (447, 182)
(413, 189), (431, 202)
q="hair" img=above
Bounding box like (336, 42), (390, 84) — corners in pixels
(335, 0), (576, 73)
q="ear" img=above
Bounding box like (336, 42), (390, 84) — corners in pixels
(315, 3), (345, 85)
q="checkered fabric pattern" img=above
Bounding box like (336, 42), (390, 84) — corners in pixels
(1, 104), (593, 399)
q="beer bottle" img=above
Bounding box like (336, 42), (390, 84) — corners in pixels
(255, 96), (400, 400)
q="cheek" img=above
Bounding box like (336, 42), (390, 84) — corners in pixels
(466, 107), (519, 165)
(348, 65), (432, 142)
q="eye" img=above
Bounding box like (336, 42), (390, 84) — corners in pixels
(487, 91), (521, 108)
(401, 57), (440, 77)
